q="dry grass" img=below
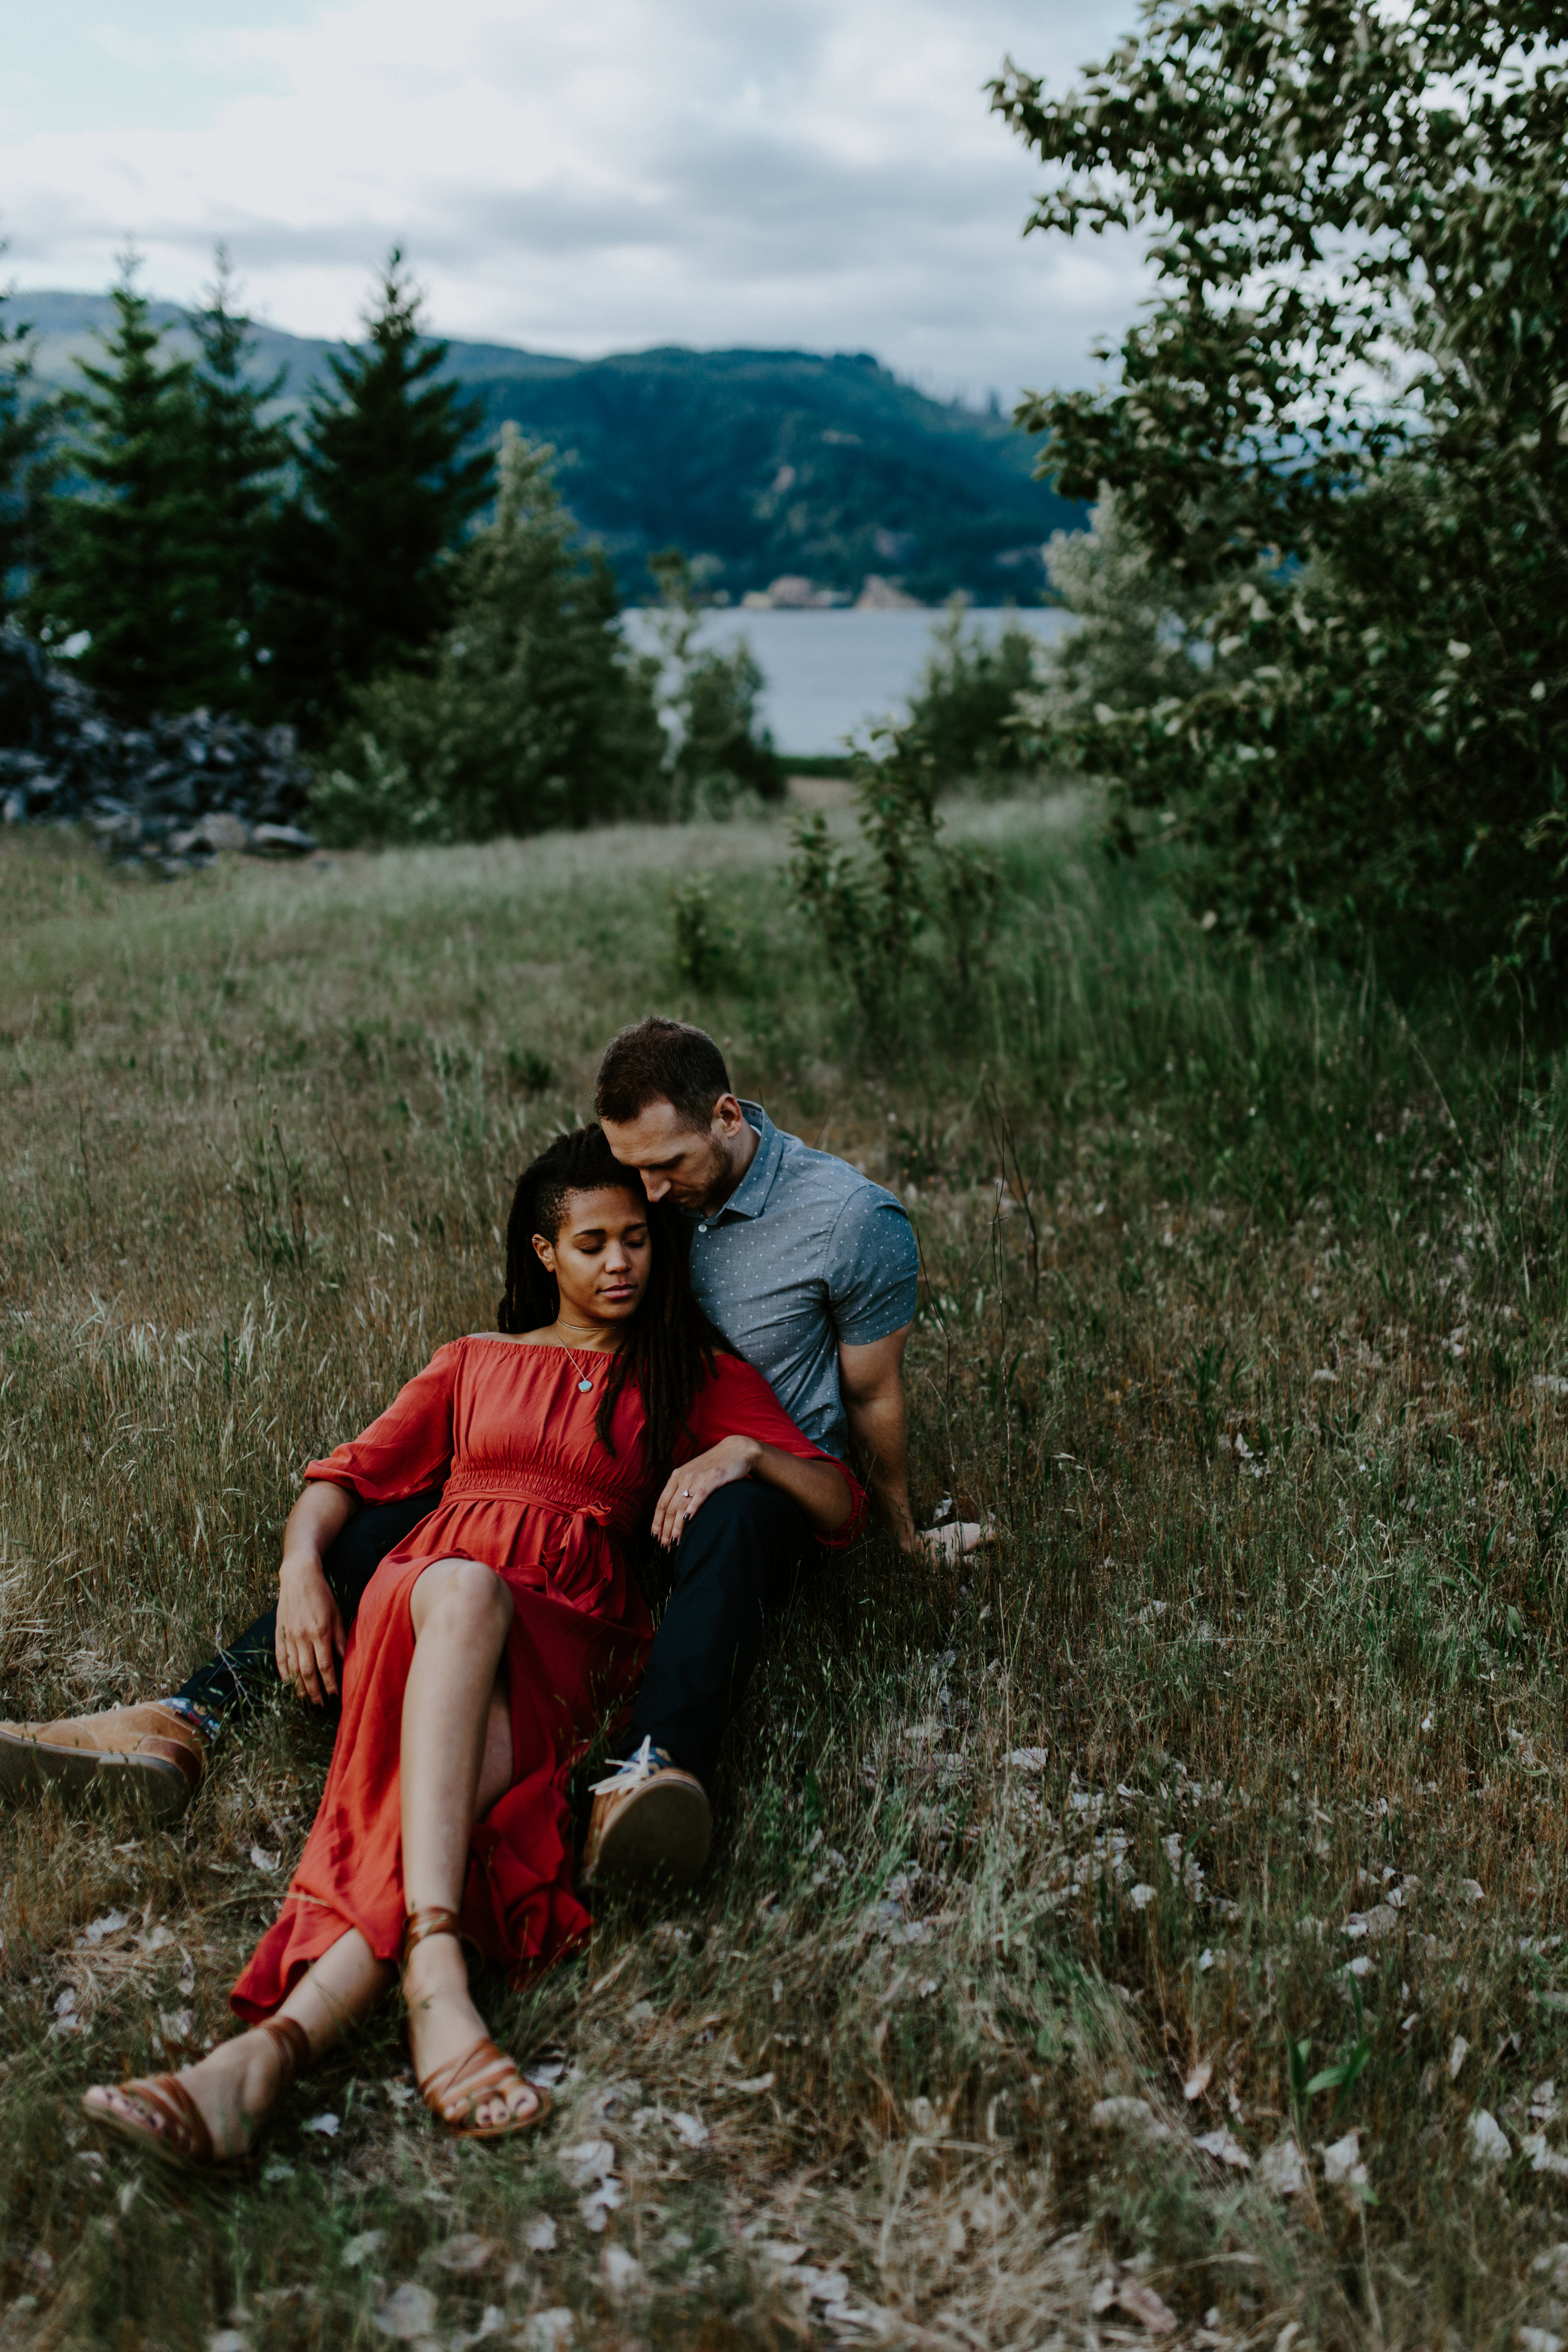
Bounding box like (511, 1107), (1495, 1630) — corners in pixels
(4, 800), (1568, 2351)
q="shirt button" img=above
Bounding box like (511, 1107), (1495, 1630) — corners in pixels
(697, 1223), (707, 1232)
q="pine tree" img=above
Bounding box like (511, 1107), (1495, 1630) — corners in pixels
(311, 426), (666, 842)
(189, 247), (292, 714)
(0, 264), (61, 625)
(268, 250), (493, 731)
(43, 256), (232, 715)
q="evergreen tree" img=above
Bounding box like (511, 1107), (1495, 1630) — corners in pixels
(0, 262), (60, 624)
(311, 426), (665, 842)
(42, 256), (232, 714)
(189, 247), (292, 714)
(269, 250), (493, 731)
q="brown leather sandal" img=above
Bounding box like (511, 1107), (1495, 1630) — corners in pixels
(402, 1905), (551, 2142)
(82, 2014), (311, 2173)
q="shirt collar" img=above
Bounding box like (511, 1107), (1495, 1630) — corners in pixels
(709, 1100), (785, 1221)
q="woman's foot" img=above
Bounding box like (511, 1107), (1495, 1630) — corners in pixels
(84, 2026), (292, 2163)
(402, 1930), (542, 2132)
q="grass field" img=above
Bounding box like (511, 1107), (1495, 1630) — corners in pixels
(4, 793), (1568, 2352)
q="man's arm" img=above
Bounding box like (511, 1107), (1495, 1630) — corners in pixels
(839, 1325), (920, 1552)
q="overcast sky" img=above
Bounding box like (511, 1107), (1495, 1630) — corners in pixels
(1, 0), (1146, 402)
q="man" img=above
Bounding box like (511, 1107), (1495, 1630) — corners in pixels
(0, 1018), (965, 1884)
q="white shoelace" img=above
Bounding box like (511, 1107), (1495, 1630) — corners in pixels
(589, 1734), (672, 1796)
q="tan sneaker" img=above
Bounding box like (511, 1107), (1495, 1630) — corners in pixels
(579, 1738), (711, 1894)
(0, 1702), (208, 1821)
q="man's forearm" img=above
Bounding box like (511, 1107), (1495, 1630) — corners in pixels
(844, 1391), (917, 1546)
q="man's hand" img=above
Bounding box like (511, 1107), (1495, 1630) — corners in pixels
(919, 1519), (995, 1565)
(651, 1437), (759, 1550)
(276, 1548), (348, 1704)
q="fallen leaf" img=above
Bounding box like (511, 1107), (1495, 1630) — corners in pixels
(1090, 2098), (1170, 2138)
(78, 1909), (129, 1947)
(1322, 2130), (1367, 2187)
(341, 2231), (385, 2268)
(249, 1845), (279, 1873)
(433, 2234), (496, 2273)
(1470, 2109), (1511, 2169)
(1523, 2134), (1568, 2180)
(375, 2283), (438, 2341)
(601, 2245), (642, 2297)
(1195, 2127), (1251, 2169)
(1114, 2278), (1178, 2336)
(1129, 1883), (1157, 1910)
(579, 2182), (622, 2234)
(671, 2111), (709, 2148)
(731, 2072), (775, 2094)
(302, 2113), (339, 2137)
(794, 2266), (852, 2306)
(522, 2313), (575, 2352)
(1005, 1747), (1050, 1771)
(1183, 2059), (1213, 2103)
(560, 2138), (617, 2187)
(523, 2215), (557, 2253)
(1461, 1878), (1485, 1905)
(1259, 2139), (1307, 2196)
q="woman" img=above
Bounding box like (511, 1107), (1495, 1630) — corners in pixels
(84, 1126), (860, 2166)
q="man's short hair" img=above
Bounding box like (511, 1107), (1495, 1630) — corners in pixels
(595, 1017), (733, 1134)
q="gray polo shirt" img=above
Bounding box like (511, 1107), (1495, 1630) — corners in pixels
(685, 1101), (919, 1460)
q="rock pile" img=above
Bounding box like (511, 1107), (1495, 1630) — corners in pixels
(0, 629), (317, 873)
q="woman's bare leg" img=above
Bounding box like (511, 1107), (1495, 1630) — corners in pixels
(84, 1925), (393, 2160)
(87, 1554), (524, 2155)
(400, 1558), (537, 2129)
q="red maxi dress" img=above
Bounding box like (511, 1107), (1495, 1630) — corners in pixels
(232, 1336), (862, 2019)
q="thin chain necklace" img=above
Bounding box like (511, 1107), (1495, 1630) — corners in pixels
(552, 1325), (601, 1393)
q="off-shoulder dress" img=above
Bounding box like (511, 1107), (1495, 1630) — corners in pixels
(231, 1336), (861, 2018)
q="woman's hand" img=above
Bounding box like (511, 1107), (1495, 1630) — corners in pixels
(273, 1480), (359, 1702)
(652, 1436), (760, 1549)
(276, 1548), (349, 1704)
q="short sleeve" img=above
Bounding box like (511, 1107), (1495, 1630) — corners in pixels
(303, 1341), (460, 1504)
(826, 1188), (919, 1347)
(678, 1355), (867, 1549)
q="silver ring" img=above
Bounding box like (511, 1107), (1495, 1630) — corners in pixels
(682, 1489), (691, 1498)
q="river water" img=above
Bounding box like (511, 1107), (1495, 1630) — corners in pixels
(620, 606), (1072, 760)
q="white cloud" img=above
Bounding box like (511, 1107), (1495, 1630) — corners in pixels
(0, 0), (1147, 399)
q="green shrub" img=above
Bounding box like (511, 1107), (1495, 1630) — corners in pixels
(790, 725), (1000, 1050)
(901, 601), (1041, 789)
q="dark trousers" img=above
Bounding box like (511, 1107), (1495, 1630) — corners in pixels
(172, 1480), (816, 1786)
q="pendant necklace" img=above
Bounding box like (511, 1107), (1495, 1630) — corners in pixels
(554, 1328), (598, 1392)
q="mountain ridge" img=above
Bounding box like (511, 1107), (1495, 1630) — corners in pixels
(13, 288), (1084, 605)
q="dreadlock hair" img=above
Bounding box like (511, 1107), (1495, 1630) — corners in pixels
(496, 1124), (730, 1478)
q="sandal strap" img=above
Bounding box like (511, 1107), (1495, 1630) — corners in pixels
(419, 2034), (536, 2126)
(257, 2014), (311, 2094)
(402, 1905), (464, 1967)
(105, 2072), (217, 2165)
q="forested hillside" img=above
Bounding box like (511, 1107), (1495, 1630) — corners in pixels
(20, 290), (1082, 604)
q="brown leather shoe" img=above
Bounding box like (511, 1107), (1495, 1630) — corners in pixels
(0, 1702), (207, 1822)
(579, 1738), (711, 1893)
